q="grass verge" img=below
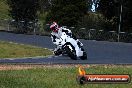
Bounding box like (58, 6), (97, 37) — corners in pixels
(0, 41), (53, 59)
(0, 65), (131, 88)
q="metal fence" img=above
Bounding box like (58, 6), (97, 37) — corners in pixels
(68, 27), (132, 43)
(0, 19), (41, 34)
(0, 19), (132, 43)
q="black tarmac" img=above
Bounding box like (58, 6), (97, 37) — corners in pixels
(0, 32), (132, 64)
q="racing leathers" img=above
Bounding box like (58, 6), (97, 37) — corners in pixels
(51, 26), (83, 53)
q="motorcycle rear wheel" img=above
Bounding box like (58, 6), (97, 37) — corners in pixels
(80, 52), (87, 60)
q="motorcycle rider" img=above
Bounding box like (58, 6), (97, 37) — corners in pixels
(50, 22), (83, 55)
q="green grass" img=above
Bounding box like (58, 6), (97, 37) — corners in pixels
(0, 41), (53, 59)
(0, 65), (132, 88)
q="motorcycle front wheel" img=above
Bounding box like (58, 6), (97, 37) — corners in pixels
(65, 45), (77, 60)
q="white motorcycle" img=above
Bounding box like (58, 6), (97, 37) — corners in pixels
(52, 32), (87, 60)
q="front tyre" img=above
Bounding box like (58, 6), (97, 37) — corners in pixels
(54, 49), (62, 56)
(65, 45), (77, 60)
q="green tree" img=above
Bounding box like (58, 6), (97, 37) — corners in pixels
(96, 0), (120, 31)
(7, 0), (39, 33)
(122, 0), (132, 32)
(97, 0), (118, 20)
(46, 0), (88, 27)
(97, 0), (132, 32)
(7, 0), (39, 22)
(38, 0), (52, 13)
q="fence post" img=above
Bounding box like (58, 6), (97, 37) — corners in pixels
(89, 29), (95, 40)
(4, 19), (8, 31)
(34, 22), (36, 35)
(118, 1), (123, 42)
(80, 28), (86, 39)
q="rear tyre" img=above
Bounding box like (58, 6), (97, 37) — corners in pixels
(80, 52), (87, 60)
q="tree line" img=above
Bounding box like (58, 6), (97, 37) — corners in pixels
(7, 0), (132, 33)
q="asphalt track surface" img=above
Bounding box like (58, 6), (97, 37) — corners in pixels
(0, 32), (132, 64)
